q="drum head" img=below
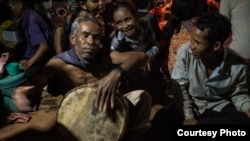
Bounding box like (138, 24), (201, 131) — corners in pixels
(57, 85), (127, 141)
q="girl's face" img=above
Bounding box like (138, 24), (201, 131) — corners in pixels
(79, 0), (105, 14)
(113, 7), (137, 37)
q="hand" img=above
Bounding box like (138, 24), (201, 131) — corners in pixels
(141, 55), (151, 72)
(183, 118), (198, 125)
(7, 113), (31, 123)
(13, 86), (34, 112)
(246, 109), (250, 118)
(19, 59), (32, 70)
(87, 70), (121, 113)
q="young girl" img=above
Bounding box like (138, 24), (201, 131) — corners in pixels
(110, 2), (164, 140)
(110, 1), (166, 98)
(111, 1), (159, 63)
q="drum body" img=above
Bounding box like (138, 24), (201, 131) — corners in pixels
(57, 85), (128, 141)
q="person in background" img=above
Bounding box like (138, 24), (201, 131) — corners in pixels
(219, 0), (250, 69)
(133, 0), (151, 18)
(207, 0), (220, 12)
(67, 0), (78, 11)
(0, 0), (11, 24)
(6, 0), (52, 80)
(161, 0), (207, 78)
(149, 12), (250, 141)
(133, 0), (163, 53)
(13, 14), (152, 141)
(32, 0), (53, 22)
(148, 0), (172, 31)
(53, 0), (106, 54)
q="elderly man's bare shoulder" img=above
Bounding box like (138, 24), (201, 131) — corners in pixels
(45, 57), (82, 73)
(45, 57), (69, 67)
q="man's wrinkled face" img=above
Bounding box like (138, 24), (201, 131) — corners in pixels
(70, 21), (101, 61)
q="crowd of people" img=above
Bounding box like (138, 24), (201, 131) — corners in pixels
(0, 0), (250, 141)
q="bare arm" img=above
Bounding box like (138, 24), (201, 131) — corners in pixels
(19, 42), (49, 69)
(54, 26), (65, 54)
(93, 51), (149, 112)
(13, 58), (60, 112)
(110, 50), (130, 64)
(110, 50), (150, 72)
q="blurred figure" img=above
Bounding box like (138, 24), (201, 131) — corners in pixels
(7, 0), (52, 80)
(162, 0), (207, 78)
(148, 0), (172, 31)
(207, 0), (220, 12)
(53, 0), (106, 54)
(220, 0), (250, 69)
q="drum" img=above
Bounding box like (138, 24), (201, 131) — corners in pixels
(57, 85), (128, 141)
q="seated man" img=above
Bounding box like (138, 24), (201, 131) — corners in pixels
(13, 14), (152, 141)
(7, 0), (52, 80)
(149, 12), (250, 141)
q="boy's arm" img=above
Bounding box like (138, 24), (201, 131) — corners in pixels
(171, 46), (195, 120)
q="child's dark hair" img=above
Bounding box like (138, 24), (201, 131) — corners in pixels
(112, 1), (138, 21)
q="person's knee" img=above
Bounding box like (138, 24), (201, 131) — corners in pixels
(125, 90), (152, 107)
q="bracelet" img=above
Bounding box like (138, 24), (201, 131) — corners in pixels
(115, 66), (127, 78)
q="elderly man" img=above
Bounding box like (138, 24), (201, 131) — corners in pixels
(13, 14), (152, 141)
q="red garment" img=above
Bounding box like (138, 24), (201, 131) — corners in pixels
(166, 21), (193, 75)
(149, 3), (172, 31)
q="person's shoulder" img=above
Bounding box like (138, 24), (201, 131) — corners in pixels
(26, 8), (42, 19)
(26, 8), (49, 25)
(175, 41), (192, 59)
(225, 47), (246, 64)
(178, 41), (191, 53)
(46, 57), (66, 67)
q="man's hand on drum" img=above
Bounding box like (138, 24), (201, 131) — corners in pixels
(88, 69), (121, 113)
(13, 86), (34, 112)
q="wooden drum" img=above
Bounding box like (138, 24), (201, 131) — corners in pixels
(57, 85), (128, 141)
